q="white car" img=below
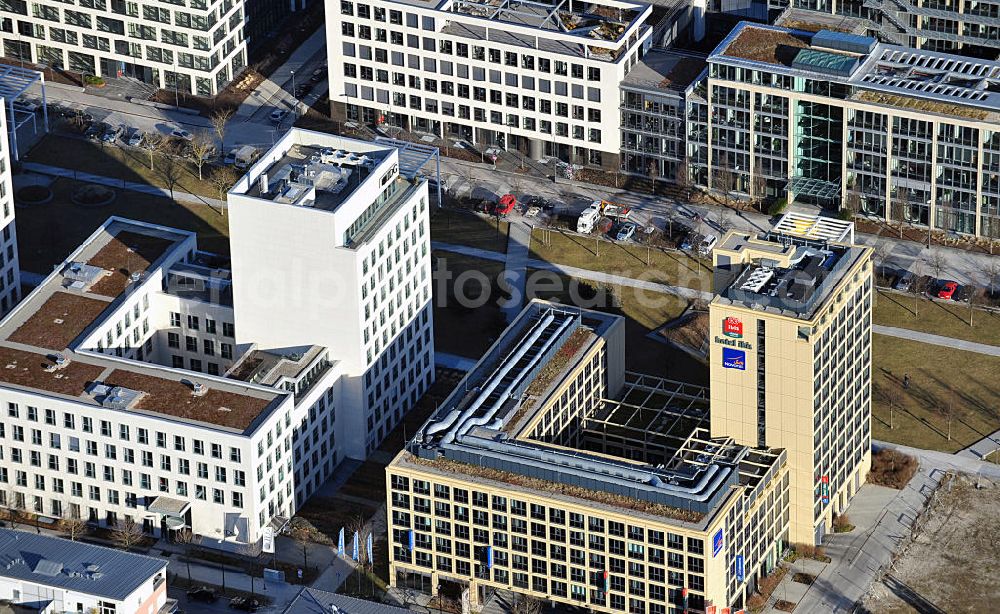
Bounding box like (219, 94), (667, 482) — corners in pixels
(126, 129), (143, 147)
(270, 109), (288, 123)
(170, 128), (193, 141)
(698, 234), (719, 255)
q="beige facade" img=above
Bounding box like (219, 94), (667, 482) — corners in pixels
(709, 231), (873, 544)
(388, 301), (790, 613)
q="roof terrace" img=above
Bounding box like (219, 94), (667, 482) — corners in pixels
(402, 301), (781, 522)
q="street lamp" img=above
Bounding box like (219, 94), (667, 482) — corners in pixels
(290, 70), (297, 117)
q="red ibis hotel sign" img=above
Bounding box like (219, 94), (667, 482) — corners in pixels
(715, 317), (752, 350)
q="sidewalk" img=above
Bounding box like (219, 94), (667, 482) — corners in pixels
(432, 240), (714, 302)
(957, 428), (1000, 460)
(873, 324), (1000, 357)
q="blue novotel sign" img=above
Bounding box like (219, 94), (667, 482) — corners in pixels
(712, 529), (724, 557)
(722, 348), (746, 370)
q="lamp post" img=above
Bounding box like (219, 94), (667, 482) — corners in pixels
(290, 70), (297, 118)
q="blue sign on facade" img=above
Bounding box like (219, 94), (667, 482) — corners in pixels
(736, 554), (745, 582)
(712, 529), (724, 557)
(722, 348), (746, 370)
(486, 546), (494, 569)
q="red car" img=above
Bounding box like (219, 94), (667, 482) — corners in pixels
(936, 281), (958, 300)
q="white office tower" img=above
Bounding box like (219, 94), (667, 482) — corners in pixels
(228, 128), (435, 458)
(0, 99), (18, 315)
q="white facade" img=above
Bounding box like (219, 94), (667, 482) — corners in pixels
(0, 529), (169, 614)
(0, 0), (247, 95)
(0, 218), (341, 550)
(0, 98), (18, 316)
(229, 128), (435, 458)
(324, 0), (657, 169)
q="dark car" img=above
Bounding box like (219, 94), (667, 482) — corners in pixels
(85, 122), (109, 140)
(294, 84), (311, 98)
(229, 596), (261, 611)
(186, 587), (217, 603)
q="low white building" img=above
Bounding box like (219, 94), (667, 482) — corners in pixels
(228, 128), (435, 458)
(0, 528), (170, 614)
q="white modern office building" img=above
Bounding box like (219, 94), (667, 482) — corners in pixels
(0, 0), (248, 95)
(0, 131), (434, 549)
(228, 128), (435, 458)
(325, 0), (693, 170)
(0, 96), (18, 315)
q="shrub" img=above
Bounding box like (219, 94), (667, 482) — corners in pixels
(775, 599), (797, 612)
(833, 514), (854, 533)
(746, 593), (766, 612)
(83, 75), (105, 86)
(868, 448), (918, 489)
(836, 208), (854, 221)
(768, 198), (788, 216)
(791, 543), (828, 562)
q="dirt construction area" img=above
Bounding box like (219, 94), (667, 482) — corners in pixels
(862, 474), (1000, 613)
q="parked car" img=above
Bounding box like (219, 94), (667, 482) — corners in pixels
(85, 122), (109, 140)
(270, 108), (288, 123)
(894, 270), (914, 292)
(228, 596), (260, 611)
(101, 124), (124, 143)
(126, 129), (144, 147)
(614, 221), (637, 242)
(309, 68), (324, 83)
(170, 128), (193, 141)
(186, 587), (217, 603)
(698, 234), (719, 255)
(936, 280), (958, 300)
(680, 231), (699, 251)
(294, 83), (312, 98)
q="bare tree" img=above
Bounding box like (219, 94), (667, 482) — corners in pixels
(187, 131), (216, 180)
(983, 259), (1000, 298)
(345, 514), (367, 564)
(843, 190), (862, 219)
(157, 153), (183, 201)
(141, 133), (164, 171)
(928, 249), (947, 281)
(61, 504), (88, 541)
(510, 593), (543, 614)
(238, 540), (263, 597)
(674, 158), (691, 202)
(110, 517), (144, 551)
(939, 401), (955, 442)
(209, 107), (235, 150)
(750, 173), (769, 212)
(712, 161), (736, 209)
(210, 165), (240, 202)
(876, 382), (902, 430)
(4, 490), (22, 530)
(289, 522), (312, 573)
(968, 285), (982, 326)
(173, 529), (201, 586)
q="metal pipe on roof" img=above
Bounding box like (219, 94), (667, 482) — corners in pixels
(440, 311), (557, 444)
(455, 313), (574, 440)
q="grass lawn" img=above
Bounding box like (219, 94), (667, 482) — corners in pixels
(16, 178), (229, 274)
(526, 269), (707, 383)
(875, 290), (1000, 346)
(430, 209), (509, 253)
(25, 134), (222, 200)
(872, 335), (1000, 452)
(431, 251), (508, 359)
(529, 228), (712, 293)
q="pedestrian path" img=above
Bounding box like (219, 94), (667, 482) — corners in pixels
(956, 428), (1000, 461)
(873, 324), (1000, 357)
(502, 221), (531, 323)
(21, 162), (226, 209)
(432, 241), (714, 302)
